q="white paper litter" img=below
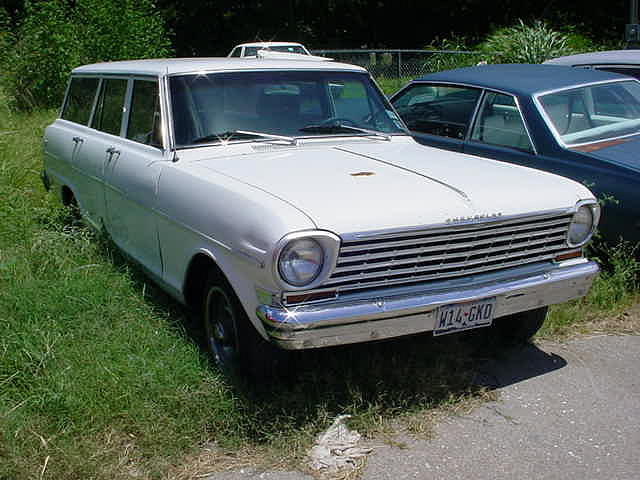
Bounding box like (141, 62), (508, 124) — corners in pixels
(308, 415), (373, 474)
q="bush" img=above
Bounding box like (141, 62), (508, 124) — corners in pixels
(422, 37), (485, 73)
(479, 19), (572, 64)
(0, 0), (171, 111)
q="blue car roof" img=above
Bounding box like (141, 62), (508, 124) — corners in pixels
(413, 64), (630, 96)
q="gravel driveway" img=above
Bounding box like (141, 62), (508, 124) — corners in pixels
(206, 334), (640, 480)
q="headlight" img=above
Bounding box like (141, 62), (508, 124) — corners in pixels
(278, 238), (324, 286)
(567, 202), (599, 247)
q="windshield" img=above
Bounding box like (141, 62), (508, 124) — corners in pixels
(539, 80), (640, 146)
(169, 71), (406, 147)
(268, 45), (308, 54)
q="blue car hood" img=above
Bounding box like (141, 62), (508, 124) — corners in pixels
(579, 135), (640, 172)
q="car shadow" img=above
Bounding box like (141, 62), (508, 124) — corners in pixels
(469, 341), (567, 390)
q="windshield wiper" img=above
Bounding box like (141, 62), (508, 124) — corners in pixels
(191, 130), (297, 145)
(235, 130), (297, 145)
(299, 123), (391, 140)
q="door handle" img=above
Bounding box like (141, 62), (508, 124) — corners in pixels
(105, 147), (120, 162)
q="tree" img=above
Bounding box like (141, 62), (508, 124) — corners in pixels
(1, 0), (171, 110)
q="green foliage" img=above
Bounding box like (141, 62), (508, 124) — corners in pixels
(479, 19), (572, 64)
(544, 241), (639, 337)
(423, 37), (484, 73)
(0, 0), (171, 111)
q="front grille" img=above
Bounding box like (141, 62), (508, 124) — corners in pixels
(323, 212), (575, 294)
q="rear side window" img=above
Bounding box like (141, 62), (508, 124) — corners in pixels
(127, 79), (163, 148)
(91, 79), (128, 136)
(61, 77), (99, 125)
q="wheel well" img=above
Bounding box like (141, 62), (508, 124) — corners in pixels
(61, 186), (76, 207)
(183, 253), (225, 311)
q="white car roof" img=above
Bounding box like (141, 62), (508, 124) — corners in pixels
(236, 42), (305, 48)
(71, 57), (365, 76)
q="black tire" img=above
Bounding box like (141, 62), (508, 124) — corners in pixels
(202, 270), (288, 379)
(492, 307), (548, 345)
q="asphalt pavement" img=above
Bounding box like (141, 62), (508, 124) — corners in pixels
(206, 334), (640, 480)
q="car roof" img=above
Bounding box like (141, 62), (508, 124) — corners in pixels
(71, 57), (364, 76)
(412, 63), (630, 96)
(236, 42), (305, 48)
(545, 50), (640, 66)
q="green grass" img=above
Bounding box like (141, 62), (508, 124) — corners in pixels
(1, 99), (638, 479)
(0, 104), (493, 478)
(543, 241), (640, 338)
(375, 77), (412, 96)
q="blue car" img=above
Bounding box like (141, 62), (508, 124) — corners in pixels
(390, 64), (640, 244)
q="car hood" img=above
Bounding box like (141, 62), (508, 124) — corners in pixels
(190, 138), (589, 234)
(574, 135), (640, 172)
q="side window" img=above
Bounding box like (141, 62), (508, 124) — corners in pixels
(91, 78), (128, 136)
(471, 92), (534, 153)
(61, 77), (99, 125)
(391, 84), (481, 139)
(229, 47), (241, 58)
(127, 79), (162, 148)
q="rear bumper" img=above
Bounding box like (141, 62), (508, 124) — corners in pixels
(256, 259), (599, 350)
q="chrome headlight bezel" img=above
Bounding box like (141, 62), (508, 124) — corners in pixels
(567, 199), (600, 248)
(273, 231), (341, 290)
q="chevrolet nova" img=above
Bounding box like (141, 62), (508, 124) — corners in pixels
(43, 58), (599, 376)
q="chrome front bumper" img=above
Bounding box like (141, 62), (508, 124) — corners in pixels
(256, 259), (599, 350)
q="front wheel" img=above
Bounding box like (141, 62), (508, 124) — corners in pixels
(492, 307), (548, 344)
(202, 271), (288, 379)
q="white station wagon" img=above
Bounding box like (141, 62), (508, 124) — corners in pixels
(43, 58), (600, 376)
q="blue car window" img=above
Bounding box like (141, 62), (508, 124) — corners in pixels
(471, 92), (533, 153)
(392, 84), (481, 140)
(540, 80), (640, 146)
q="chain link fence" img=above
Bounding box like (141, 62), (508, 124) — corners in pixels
(311, 49), (489, 91)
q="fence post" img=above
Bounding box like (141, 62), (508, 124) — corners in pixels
(398, 51), (402, 79)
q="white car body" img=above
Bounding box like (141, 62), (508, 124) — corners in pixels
(43, 58), (599, 369)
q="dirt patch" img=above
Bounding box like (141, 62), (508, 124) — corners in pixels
(581, 301), (640, 336)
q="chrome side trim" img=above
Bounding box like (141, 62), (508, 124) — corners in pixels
(257, 259), (598, 350)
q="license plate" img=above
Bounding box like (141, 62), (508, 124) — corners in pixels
(433, 297), (496, 336)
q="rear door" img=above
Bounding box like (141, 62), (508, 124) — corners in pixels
(44, 76), (102, 226)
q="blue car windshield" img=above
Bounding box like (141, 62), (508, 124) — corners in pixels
(539, 80), (640, 146)
(169, 70), (406, 147)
